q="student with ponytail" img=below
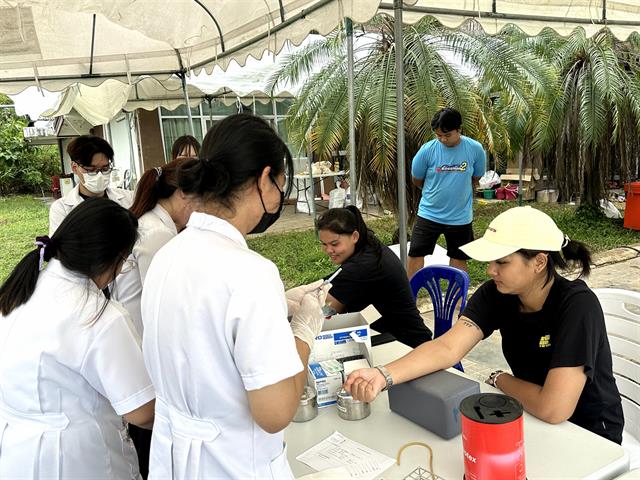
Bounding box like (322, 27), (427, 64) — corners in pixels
(116, 158), (195, 337)
(141, 114), (328, 478)
(114, 158), (195, 479)
(317, 205), (433, 348)
(346, 206), (624, 444)
(0, 197), (155, 479)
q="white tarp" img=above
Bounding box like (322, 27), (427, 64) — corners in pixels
(1, 1), (639, 94)
(10, 77), (204, 126)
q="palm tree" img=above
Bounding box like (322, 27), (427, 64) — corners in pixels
(501, 27), (640, 205)
(269, 16), (557, 217)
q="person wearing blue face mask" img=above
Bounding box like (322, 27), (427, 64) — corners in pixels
(141, 114), (329, 479)
(49, 135), (133, 235)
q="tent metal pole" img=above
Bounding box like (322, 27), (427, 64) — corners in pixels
(180, 73), (196, 136)
(126, 112), (138, 177)
(346, 18), (357, 207)
(272, 96), (279, 133)
(307, 139), (317, 226)
(518, 152), (524, 205)
(394, 0), (408, 270)
(88, 14), (97, 76)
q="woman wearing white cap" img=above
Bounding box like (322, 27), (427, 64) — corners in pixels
(345, 206), (624, 443)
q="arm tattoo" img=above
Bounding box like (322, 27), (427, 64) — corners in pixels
(461, 318), (482, 332)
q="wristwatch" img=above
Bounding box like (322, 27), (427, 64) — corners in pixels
(375, 365), (393, 391)
(487, 369), (506, 388)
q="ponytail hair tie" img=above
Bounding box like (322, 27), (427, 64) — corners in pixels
(34, 235), (55, 270)
(562, 234), (570, 248)
(154, 166), (163, 179)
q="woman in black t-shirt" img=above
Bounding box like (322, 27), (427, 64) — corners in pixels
(317, 206), (432, 348)
(345, 206), (624, 444)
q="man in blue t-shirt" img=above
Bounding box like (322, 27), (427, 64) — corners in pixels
(408, 108), (486, 278)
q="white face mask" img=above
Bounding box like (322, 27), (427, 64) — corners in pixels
(82, 172), (111, 194)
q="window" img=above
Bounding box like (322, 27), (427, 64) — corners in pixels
(159, 97), (293, 161)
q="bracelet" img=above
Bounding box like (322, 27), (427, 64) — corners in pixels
(488, 370), (506, 388)
(375, 365), (393, 391)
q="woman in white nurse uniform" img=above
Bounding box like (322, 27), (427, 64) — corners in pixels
(142, 114), (328, 479)
(0, 198), (155, 479)
(117, 157), (196, 337)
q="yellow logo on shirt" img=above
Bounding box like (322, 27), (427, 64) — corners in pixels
(539, 334), (551, 348)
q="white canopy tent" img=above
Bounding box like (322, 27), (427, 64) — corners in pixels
(3, 0), (640, 265)
(2, 1), (639, 95)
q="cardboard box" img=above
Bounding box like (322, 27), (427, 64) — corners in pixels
(500, 168), (540, 201)
(307, 307), (379, 406)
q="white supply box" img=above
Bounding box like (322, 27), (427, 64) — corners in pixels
(308, 360), (345, 407)
(307, 306), (379, 407)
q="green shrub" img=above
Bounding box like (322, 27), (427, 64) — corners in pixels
(0, 99), (60, 195)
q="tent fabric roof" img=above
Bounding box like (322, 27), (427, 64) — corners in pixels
(1, 1), (639, 95)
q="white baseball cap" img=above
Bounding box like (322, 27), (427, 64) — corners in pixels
(460, 206), (565, 262)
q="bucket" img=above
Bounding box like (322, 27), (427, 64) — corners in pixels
(536, 189), (559, 203)
(482, 189), (495, 199)
(624, 182), (640, 230)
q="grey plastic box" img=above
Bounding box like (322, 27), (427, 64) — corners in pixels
(388, 370), (480, 439)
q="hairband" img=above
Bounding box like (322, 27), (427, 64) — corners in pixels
(155, 166), (163, 179)
(34, 235), (55, 270)
(562, 234), (570, 248)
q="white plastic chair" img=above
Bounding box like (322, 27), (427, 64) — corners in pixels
(594, 288), (640, 468)
(613, 468), (640, 479)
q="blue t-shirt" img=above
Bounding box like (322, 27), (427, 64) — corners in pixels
(411, 135), (486, 225)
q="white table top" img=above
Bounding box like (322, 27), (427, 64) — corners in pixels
(285, 342), (630, 479)
(293, 170), (345, 179)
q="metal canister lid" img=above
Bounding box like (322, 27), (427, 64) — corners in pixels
(299, 386), (316, 406)
(459, 393), (523, 424)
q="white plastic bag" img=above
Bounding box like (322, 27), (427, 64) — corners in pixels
(599, 199), (622, 219)
(328, 188), (346, 209)
(479, 170), (501, 189)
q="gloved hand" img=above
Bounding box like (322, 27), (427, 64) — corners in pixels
(285, 279), (324, 316)
(290, 284), (331, 349)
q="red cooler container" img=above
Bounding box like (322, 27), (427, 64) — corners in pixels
(624, 182), (640, 230)
(460, 393), (525, 480)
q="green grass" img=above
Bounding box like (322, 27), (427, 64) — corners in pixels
(2, 196), (639, 288)
(0, 196), (49, 282)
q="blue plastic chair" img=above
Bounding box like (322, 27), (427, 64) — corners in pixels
(409, 265), (470, 372)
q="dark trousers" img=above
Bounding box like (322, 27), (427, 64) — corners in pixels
(129, 425), (152, 479)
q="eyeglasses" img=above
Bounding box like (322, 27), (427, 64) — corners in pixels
(77, 163), (113, 176)
(119, 259), (137, 274)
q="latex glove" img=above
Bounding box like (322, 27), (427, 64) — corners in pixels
(290, 285), (331, 349)
(343, 368), (386, 403)
(285, 279), (324, 317)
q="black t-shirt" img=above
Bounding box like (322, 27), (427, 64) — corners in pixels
(327, 243), (432, 348)
(462, 275), (624, 443)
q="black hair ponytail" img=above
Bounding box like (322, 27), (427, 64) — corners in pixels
(519, 237), (592, 285)
(558, 239), (592, 277)
(177, 114), (293, 212)
(0, 249), (43, 316)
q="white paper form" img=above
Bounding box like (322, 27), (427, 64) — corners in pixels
(296, 431), (396, 480)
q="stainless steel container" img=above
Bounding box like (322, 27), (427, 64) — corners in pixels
(292, 386), (318, 423)
(336, 389), (371, 421)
